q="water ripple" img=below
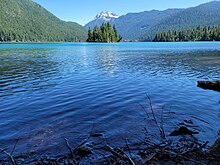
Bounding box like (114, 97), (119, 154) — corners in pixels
(0, 42), (220, 158)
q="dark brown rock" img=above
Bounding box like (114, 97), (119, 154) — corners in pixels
(197, 80), (220, 92)
(90, 133), (103, 137)
(77, 145), (92, 157)
(170, 126), (199, 136)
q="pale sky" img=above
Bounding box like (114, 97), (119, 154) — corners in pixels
(34, 0), (215, 25)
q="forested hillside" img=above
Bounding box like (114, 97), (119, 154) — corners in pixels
(153, 25), (220, 42)
(148, 1), (220, 41)
(0, 0), (87, 42)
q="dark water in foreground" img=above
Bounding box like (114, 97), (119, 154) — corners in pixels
(0, 42), (220, 158)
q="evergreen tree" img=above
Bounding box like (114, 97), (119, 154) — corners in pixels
(86, 22), (122, 42)
(86, 28), (93, 42)
(153, 25), (220, 42)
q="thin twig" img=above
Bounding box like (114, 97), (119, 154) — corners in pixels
(64, 138), (76, 164)
(174, 153), (207, 165)
(74, 123), (94, 151)
(11, 139), (19, 155)
(146, 94), (166, 140)
(103, 145), (127, 160)
(138, 103), (149, 118)
(146, 94), (158, 125)
(163, 147), (207, 165)
(125, 138), (131, 155)
(117, 148), (136, 165)
(0, 148), (17, 165)
(160, 106), (166, 140)
(146, 94), (160, 131)
(200, 141), (209, 149)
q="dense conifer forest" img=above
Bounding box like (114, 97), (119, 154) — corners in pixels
(87, 22), (122, 42)
(153, 25), (220, 42)
(0, 0), (87, 42)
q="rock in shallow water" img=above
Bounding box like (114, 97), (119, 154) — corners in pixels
(197, 80), (220, 92)
(170, 126), (199, 136)
(77, 145), (92, 157)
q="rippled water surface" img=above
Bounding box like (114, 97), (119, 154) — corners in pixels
(0, 42), (220, 157)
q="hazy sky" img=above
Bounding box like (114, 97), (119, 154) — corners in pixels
(34, 0), (214, 25)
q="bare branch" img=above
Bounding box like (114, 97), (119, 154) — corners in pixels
(64, 138), (76, 164)
(0, 148), (17, 165)
(11, 139), (19, 155)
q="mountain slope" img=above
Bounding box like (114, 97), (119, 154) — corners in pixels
(0, 0), (87, 42)
(85, 11), (119, 30)
(113, 9), (182, 41)
(85, 1), (220, 41)
(147, 1), (220, 40)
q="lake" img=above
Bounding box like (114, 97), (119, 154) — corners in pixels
(0, 42), (220, 158)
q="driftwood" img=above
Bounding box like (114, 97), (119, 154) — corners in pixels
(197, 80), (220, 92)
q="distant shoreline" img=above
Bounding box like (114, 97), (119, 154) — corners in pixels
(1, 41), (220, 44)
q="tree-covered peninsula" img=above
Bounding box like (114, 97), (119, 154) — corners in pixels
(153, 25), (220, 42)
(86, 22), (122, 42)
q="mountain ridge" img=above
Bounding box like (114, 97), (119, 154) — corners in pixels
(85, 1), (220, 41)
(146, 0), (220, 40)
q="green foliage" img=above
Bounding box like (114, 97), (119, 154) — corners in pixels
(86, 22), (122, 42)
(153, 25), (220, 42)
(0, 0), (87, 42)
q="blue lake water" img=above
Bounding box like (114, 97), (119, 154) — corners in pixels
(0, 42), (220, 158)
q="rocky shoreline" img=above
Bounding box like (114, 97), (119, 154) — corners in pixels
(0, 129), (219, 165)
(1, 89), (219, 164)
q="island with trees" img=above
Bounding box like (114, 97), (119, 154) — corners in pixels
(86, 22), (122, 42)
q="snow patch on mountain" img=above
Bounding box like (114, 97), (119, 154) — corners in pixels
(94, 11), (119, 21)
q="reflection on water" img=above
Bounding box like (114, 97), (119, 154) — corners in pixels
(95, 46), (119, 75)
(0, 42), (220, 158)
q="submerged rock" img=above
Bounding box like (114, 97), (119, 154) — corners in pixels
(170, 126), (199, 136)
(197, 80), (220, 92)
(77, 144), (92, 157)
(90, 133), (103, 137)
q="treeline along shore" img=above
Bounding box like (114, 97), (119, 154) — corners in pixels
(153, 25), (220, 42)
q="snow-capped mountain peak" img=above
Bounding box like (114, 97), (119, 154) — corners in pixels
(95, 11), (119, 21)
